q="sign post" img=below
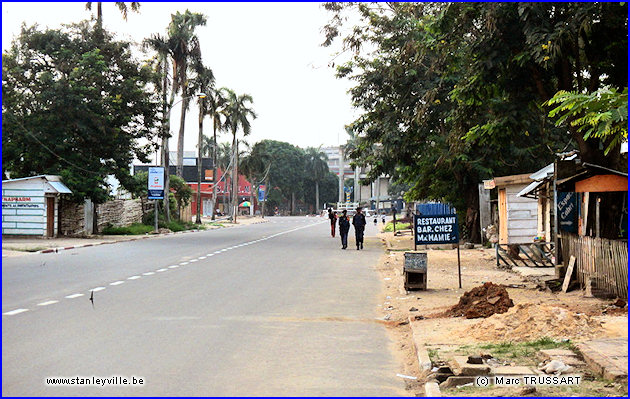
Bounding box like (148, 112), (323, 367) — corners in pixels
(413, 214), (461, 288)
(148, 167), (165, 233)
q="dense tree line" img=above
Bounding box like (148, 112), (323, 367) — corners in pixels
(323, 2), (627, 241)
(240, 140), (339, 215)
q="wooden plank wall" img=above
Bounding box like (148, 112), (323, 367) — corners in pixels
(561, 233), (628, 299)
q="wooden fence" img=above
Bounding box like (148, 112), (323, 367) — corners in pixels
(561, 233), (628, 299)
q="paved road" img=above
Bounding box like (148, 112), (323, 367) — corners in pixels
(2, 217), (406, 396)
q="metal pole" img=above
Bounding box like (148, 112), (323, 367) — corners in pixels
(457, 245), (462, 289)
(154, 199), (159, 233)
(414, 215), (417, 251)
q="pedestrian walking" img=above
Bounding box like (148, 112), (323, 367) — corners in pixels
(338, 209), (350, 249)
(328, 207), (337, 237)
(352, 207), (367, 250)
(382, 211), (386, 224)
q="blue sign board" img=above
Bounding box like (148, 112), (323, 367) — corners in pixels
(258, 185), (266, 202)
(557, 191), (577, 233)
(414, 214), (459, 245)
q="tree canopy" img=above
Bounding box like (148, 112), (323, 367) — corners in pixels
(323, 2), (627, 240)
(2, 21), (159, 203)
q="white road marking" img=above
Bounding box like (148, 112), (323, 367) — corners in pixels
(37, 300), (59, 306)
(91, 287), (106, 292)
(206, 253), (214, 256)
(189, 259), (198, 263)
(179, 262), (189, 265)
(142, 272), (155, 276)
(3, 308), (29, 316)
(65, 293), (84, 299)
(156, 268), (167, 272)
(198, 256), (206, 260)
(110, 281), (125, 286)
(127, 276), (141, 280)
(168, 265), (179, 269)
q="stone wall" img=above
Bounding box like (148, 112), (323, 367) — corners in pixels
(59, 198), (149, 236)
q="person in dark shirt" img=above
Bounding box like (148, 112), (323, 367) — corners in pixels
(338, 209), (350, 249)
(352, 207), (367, 250)
(328, 207), (337, 237)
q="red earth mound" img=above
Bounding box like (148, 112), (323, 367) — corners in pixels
(446, 282), (514, 319)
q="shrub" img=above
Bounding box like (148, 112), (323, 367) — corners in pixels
(102, 223), (154, 235)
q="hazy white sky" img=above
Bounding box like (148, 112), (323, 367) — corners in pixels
(2, 2), (358, 152)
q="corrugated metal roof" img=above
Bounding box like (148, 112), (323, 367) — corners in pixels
(48, 181), (72, 194)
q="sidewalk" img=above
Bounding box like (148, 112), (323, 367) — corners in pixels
(375, 231), (628, 397)
(2, 216), (269, 257)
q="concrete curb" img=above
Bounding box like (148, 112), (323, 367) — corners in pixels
(36, 228), (207, 254)
(33, 219), (271, 254)
(408, 316), (441, 397)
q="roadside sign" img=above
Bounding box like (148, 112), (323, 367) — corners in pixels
(258, 185), (266, 202)
(414, 214), (459, 245)
(148, 167), (164, 200)
(413, 213), (462, 289)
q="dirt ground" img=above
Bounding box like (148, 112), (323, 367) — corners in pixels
(374, 231), (628, 397)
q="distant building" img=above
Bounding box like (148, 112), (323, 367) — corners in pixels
(322, 145), (392, 210)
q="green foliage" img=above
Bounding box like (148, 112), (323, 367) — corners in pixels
(383, 221), (412, 232)
(546, 88), (628, 155)
(102, 223), (154, 235)
(2, 21), (159, 203)
(169, 175), (193, 209)
(322, 2), (628, 240)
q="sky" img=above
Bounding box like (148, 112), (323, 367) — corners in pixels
(2, 2), (359, 154)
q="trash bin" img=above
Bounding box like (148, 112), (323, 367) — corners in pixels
(404, 251), (427, 290)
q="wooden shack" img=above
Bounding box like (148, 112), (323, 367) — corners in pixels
(492, 174), (538, 244)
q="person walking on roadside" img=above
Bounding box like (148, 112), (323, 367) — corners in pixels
(328, 207), (337, 237)
(352, 207), (367, 250)
(339, 210), (350, 249)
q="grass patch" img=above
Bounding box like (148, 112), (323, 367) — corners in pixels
(165, 220), (206, 232)
(427, 347), (441, 362)
(4, 246), (49, 252)
(383, 221), (412, 232)
(102, 223), (154, 235)
(454, 337), (575, 366)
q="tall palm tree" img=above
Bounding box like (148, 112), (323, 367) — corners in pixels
(205, 88), (226, 220)
(191, 63), (214, 223)
(305, 147), (329, 213)
(167, 10), (207, 178)
(220, 88), (257, 223)
(85, 2), (140, 24)
(143, 33), (174, 222)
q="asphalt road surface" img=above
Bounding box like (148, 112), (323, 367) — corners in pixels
(2, 216), (406, 396)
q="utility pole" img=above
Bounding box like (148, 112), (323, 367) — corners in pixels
(232, 139), (239, 223)
(338, 145), (344, 204)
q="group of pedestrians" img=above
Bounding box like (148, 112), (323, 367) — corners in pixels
(328, 207), (366, 250)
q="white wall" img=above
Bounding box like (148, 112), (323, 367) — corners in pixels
(2, 180), (47, 236)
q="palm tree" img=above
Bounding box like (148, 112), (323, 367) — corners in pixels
(143, 33), (174, 222)
(85, 2), (140, 24)
(191, 63), (214, 224)
(305, 147), (329, 213)
(167, 10), (207, 178)
(205, 88), (226, 220)
(220, 88), (257, 223)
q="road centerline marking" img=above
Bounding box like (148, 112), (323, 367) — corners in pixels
(156, 268), (167, 272)
(142, 272), (155, 276)
(127, 276), (141, 280)
(65, 293), (84, 299)
(110, 281), (125, 286)
(37, 300), (59, 306)
(91, 287), (106, 292)
(3, 309), (29, 316)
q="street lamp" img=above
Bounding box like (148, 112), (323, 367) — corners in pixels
(153, 92), (207, 232)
